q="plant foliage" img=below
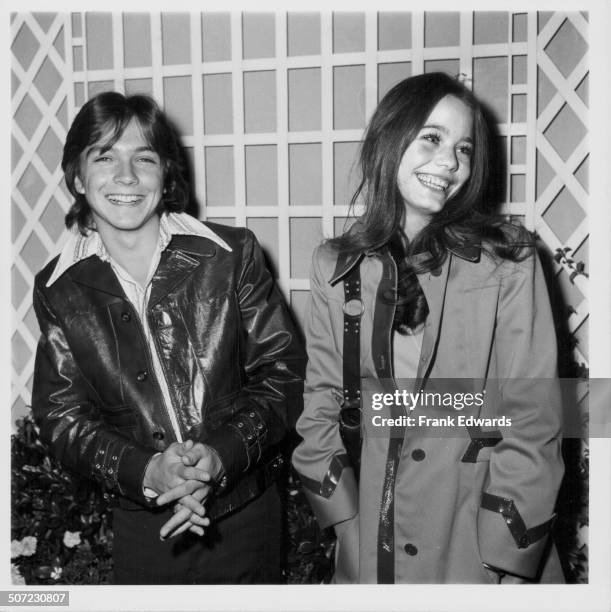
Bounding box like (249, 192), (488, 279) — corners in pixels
(11, 417), (334, 584)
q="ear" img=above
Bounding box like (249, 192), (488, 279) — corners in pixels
(74, 175), (85, 195)
(164, 180), (175, 196)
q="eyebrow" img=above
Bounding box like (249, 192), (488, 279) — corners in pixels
(85, 144), (157, 157)
(421, 123), (473, 143)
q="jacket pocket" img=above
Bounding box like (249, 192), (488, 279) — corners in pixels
(463, 444), (495, 462)
(465, 459), (499, 584)
(460, 432), (502, 463)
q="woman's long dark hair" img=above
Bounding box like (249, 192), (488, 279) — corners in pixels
(330, 73), (532, 332)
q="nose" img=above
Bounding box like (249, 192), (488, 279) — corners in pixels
(114, 159), (138, 185)
(436, 145), (459, 172)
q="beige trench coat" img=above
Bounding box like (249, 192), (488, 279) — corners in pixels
(292, 241), (564, 583)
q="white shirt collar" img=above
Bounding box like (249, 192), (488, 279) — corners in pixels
(46, 212), (232, 288)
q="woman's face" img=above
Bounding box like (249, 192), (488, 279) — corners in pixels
(397, 94), (474, 235)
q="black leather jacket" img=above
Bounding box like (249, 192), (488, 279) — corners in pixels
(32, 223), (305, 519)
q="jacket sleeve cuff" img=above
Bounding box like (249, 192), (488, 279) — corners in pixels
(203, 408), (269, 489)
(115, 444), (158, 505)
(203, 424), (250, 490)
(296, 455), (358, 529)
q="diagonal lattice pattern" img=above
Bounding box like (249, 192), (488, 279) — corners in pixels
(535, 12), (588, 367)
(12, 13), (72, 421)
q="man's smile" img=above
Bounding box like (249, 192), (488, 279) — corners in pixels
(105, 193), (145, 204)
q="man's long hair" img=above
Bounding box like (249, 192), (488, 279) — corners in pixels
(62, 92), (189, 234)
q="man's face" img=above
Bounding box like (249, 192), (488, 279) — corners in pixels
(75, 119), (164, 237)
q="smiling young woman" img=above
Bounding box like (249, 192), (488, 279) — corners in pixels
(396, 94), (473, 238)
(292, 72), (565, 584)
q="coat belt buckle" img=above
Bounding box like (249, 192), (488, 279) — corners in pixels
(342, 298), (364, 318)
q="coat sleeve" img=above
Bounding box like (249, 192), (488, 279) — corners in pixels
(201, 230), (305, 490)
(291, 245), (359, 529)
(477, 250), (564, 579)
(32, 282), (157, 506)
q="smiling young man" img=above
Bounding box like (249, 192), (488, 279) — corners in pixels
(32, 92), (305, 584)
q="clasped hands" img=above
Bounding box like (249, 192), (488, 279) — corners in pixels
(143, 440), (222, 540)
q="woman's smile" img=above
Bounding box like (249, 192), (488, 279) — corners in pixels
(415, 172), (451, 192)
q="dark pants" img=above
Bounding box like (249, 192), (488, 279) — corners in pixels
(112, 485), (282, 584)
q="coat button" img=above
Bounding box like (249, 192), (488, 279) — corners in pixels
(404, 543), (418, 556)
(136, 370), (148, 382)
(152, 431), (164, 441)
(121, 312), (131, 322)
(411, 449), (425, 461)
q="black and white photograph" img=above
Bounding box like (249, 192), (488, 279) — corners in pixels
(6, 2), (611, 611)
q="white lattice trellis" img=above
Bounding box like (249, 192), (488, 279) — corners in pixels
(534, 12), (589, 367)
(12, 13), (72, 421)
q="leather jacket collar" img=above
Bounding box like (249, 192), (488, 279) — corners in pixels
(65, 235), (219, 305)
(46, 213), (231, 288)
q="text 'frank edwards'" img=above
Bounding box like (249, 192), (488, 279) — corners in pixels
(369, 389), (512, 428)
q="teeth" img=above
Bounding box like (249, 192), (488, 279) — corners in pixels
(417, 174), (449, 192)
(107, 194), (142, 203)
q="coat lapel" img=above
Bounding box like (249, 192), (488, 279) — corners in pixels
(416, 253), (452, 380)
(66, 235), (217, 308)
(67, 256), (125, 299)
(148, 250), (201, 307)
(371, 250), (396, 391)
(148, 235), (217, 307)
